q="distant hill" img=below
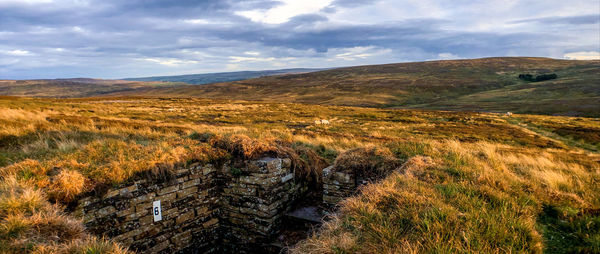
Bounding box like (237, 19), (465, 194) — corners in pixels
(123, 68), (325, 85)
(110, 57), (600, 117)
(2, 57), (599, 117)
(0, 78), (169, 98)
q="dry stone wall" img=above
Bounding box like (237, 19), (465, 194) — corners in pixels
(321, 166), (356, 206)
(74, 163), (220, 253)
(220, 157), (306, 252)
(74, 157), (307, 253)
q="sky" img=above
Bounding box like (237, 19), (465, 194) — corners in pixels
(0, 0), (599, 79)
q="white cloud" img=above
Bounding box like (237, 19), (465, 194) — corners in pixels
(437, 53), (460, 60)
(564, 51), (600, 60)
(229, 56), (276, 63)
(333, 46), (392, 61)
(235, 0), (334, 24)
(0, 49), (33, 56)
(0, 0), (53, 4)
(182, 19), (211, 24)
(141, 58), (199, 66)
(180, 19), (227, 25)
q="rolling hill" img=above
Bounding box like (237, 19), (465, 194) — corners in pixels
(110, 57), (600, 117)
(0, 78), (173, 98)
(123, 68), (324, 85)
(1, 57), (599, 116)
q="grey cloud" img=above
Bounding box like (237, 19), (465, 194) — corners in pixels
(323, 0), (375, 12)
(0, 0), (597, 79)
(511, 14), (599, 25)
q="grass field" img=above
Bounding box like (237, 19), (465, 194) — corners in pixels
(0, 96), (598, 253)
(0, 79), (178, 98)
(107, 57), (600, 117)
(2, 58), (598, 118)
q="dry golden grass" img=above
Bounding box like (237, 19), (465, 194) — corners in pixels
(293, 140), (599, 253)
(332, 146), (401, 179)
(46, 170), (86, 203)
(0, 97), (598, 253)
(0, 176), (130, 253)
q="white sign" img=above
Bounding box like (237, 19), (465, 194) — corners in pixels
(152, 200), (162, 222)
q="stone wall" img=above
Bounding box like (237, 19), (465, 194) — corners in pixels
(74, 157), (307, 253)
(74, 163), (220, 253)
(220, 157), (306, 252)
(322, 166), (356, 206)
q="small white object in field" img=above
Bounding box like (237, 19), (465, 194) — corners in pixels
(506, 112), (513, 116)
(315, 119), (330, 125)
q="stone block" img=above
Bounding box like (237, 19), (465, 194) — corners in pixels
(322, 165), (334, 178)
(116, 206), (135, 217)
(162, 207), (179, 219)
(175, 176), (189, 183)
(203, 165), (216, 175)
(103, 189), (120, 199)
(177, 186), (198, 199)
(333, 172), (353, 184)
(181, 178), (200, 189)
(131, 193), (155, 205)
(139, 214), (154, 226)
(176, 210), (195, 225)
(157, 185), (179, 196)
(171, 230), (192, 247)
(323, 195), (343, 204)
(97, 206), (116, 217)
(148, 239), (170, 253)
(159, 192), (177, 205)
(203, 218), (218, 228)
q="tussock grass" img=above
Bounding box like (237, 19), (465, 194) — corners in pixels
(46, 170), (86, 204)
(331, 146), (402, 180)
(209, 134), (328, 184)
(292, 140), (600, 253)
(2, 138), (230, 204)
(0, 97), (598, 252)
(0, 176), (130, 253)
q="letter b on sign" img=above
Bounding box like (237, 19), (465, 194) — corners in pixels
(152, 200), (162, 222)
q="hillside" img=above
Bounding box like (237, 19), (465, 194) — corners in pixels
(0, 97), (598, 253)
(0, 79), (173, 98)
(1, 58), (598, 117)
(112, 57), (600, 117)
(124, 68), (324, 85)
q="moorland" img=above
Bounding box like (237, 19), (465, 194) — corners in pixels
(0, 57), (599, 253)
(2, 57), (599, 117)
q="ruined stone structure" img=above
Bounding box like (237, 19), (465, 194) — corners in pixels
(321, 166), (356, 206)
(322, 165), (390, 206)
(74, 157), (306, 253)
(220, 157), (307, 252)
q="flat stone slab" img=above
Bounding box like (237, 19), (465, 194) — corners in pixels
(286, 206), (324, 223)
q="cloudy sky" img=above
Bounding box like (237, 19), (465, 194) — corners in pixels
(0, 0), (599, 79)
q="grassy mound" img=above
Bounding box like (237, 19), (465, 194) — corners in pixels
(292, 140), (600, 253)
(0, 176), (128, 253)
(331, 146), (402, 181)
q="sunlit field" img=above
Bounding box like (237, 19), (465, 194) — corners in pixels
(0, 96), (598, 252)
